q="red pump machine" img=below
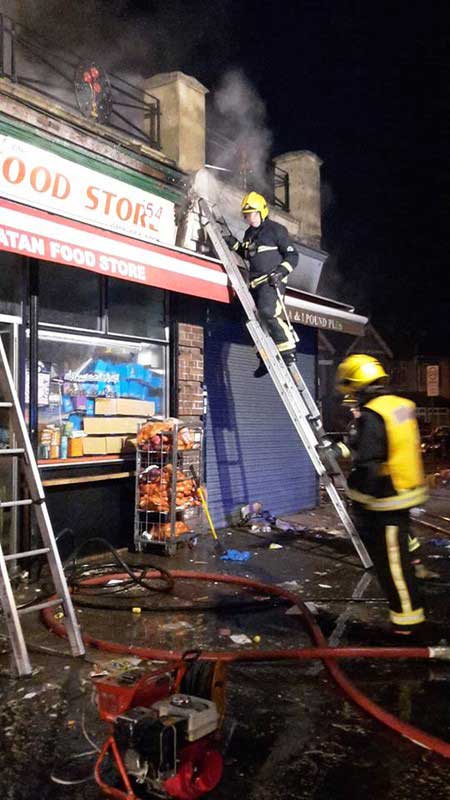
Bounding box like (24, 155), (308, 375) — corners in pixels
(93, 658), (225, 800)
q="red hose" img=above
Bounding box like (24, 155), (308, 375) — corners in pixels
(42, 569), (450, 758)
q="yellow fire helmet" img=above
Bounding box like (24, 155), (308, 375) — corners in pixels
(336, 354), (388, 395)
(241, 191), (269, 220)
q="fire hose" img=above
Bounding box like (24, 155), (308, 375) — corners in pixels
(42, 569), (450, 759)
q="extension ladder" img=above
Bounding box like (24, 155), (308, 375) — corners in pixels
(0, 337), (85, 676)
(199, 199), (372, 569)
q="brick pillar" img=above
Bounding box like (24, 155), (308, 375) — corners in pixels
(176, 323), (204, 423)
(273, 150), (323, 248)
(143, 72), (208, 172)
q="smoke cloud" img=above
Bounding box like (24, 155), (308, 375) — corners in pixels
(1, 1), (148, 70)
(207, 69), (273, 196)
(0, 0), (240, 141)
(0, 0), (159, 137)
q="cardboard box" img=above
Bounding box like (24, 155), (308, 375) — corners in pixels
(68, 438), (84, 458)
(83, 417), (147, 435)
(105, 436), (126, 454)
(82, 437), (108, 455)
(82, 436), (129, 455)
(95, 398), (155, 417)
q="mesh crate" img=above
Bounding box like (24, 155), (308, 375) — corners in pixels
(134, 417), (204, 555)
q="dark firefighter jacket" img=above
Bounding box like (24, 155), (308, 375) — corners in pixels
(228, 219), (298, 281)
(346, 393), (428, 511)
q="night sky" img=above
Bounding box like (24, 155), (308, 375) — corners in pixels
(129, 0), (450, 357)
(15, 0), (450, 356)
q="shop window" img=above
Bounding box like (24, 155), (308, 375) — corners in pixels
(0, 252), (23, 317)
(39, 262), (100, 330)
(107, 278), (167, 340)
(27, 331), (167, 462)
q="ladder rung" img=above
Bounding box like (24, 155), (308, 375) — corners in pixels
(201, 199), (372, 570)
(18, 597), (62, 615)
(0, 499), (33, 509)
(0, 336), (86, 674)
(4, 548), (50, 561)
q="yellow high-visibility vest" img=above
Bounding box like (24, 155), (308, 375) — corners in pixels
(347, 394), (428, 511)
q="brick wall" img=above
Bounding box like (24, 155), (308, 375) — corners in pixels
(176, 323), (204, 421)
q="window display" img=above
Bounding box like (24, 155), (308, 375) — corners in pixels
(27, 331), (167, 462)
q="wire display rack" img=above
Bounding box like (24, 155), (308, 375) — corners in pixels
(134, 418), (204, 556)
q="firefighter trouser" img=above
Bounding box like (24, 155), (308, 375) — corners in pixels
(251, 281), (296, 354)
(354, 507), (425, 629)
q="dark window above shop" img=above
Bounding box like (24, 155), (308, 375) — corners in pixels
(38, 262), (168, 340)
(0, 251), (22, 318)
(107, 278), (166, 340)
(39, 261), (100, 330)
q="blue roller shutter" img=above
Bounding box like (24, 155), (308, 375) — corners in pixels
(204, 315), (318, 527)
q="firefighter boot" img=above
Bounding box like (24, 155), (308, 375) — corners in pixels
(254, 355), (268, 378)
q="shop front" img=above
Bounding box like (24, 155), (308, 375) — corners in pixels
(0, 119), (229, 551)
(0, 115), (368, 548)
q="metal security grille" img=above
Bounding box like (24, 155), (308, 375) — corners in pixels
(204, 317), (317, 527)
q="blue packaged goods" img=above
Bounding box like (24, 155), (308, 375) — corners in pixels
(68, 413), (83, 431)
(62, 395), (73, 413)
(86, 398), (95, 416)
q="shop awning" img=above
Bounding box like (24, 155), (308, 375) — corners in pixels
(0, 198), (367, 335)
(0, 198), (231, 303)
(285, 290), (367, 336)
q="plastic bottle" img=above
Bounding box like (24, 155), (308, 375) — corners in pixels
(60, 436), (68, 459)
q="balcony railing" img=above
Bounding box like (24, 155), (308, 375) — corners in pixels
(0, 13), (160, 150)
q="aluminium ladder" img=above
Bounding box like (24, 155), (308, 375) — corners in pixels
(0, 337), (85, 676)
(199, 198), (372, 569)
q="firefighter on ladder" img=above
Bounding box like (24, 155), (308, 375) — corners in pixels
(223, 191), (299, 377)
(335, 354), (432, 640)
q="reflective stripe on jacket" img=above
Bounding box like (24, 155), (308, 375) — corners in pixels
(233, 218), (298, 280)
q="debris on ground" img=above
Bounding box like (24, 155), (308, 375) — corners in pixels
(220, 549), (251, 561)
(278, 580), (302, 589)
(160, 620), (193, 632)
(229, 634), (252, 645)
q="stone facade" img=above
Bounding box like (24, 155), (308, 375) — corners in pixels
(144, 72), (208, 173)
(273, 150), (322, 249)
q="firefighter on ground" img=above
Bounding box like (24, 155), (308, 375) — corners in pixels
(224, 191), (299, 377)
(340, 393), (435, 581)
(335, 354), (429, 638)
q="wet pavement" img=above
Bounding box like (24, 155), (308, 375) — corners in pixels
(2, 488), (450, 799)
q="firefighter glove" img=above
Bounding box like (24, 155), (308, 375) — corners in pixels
(217, 218), (236, 248)
(318, 440), (351, 462)
(224, 232), (239, 250)
(334, 441), (352, 459)
(268, 267), (286, 289)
